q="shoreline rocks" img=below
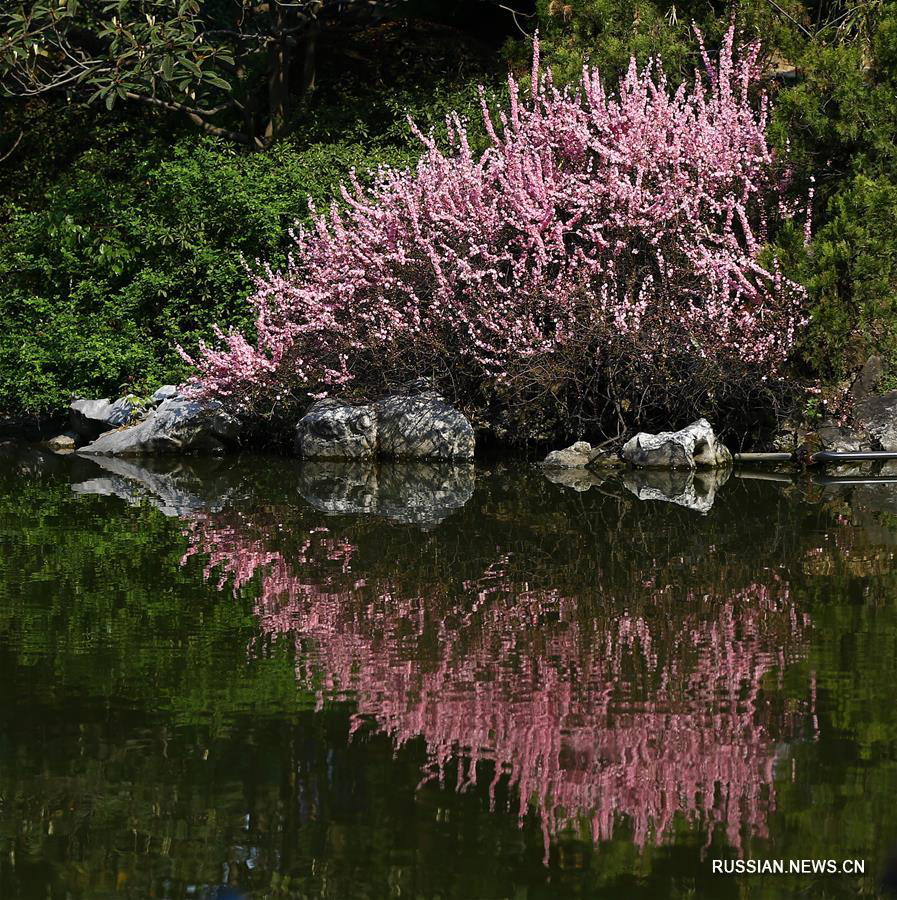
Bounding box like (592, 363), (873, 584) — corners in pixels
(69, 396), (145, 442)
(295, 390), (474, 461)
(78, 398), (241, 456)
(542, 441), (605, 469)
(623, 419), (732, 470)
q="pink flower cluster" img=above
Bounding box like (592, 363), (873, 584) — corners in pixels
(181, 26), (806, 411)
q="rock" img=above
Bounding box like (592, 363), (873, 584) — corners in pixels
(69, 396), (143, 441)
(850, 355), (885, 405)
(78, 398), (240, 456)
(151, 385), (180, 405)
(374, 393), (474, 460)
(541, 442), (624, 469)
(622, 418), (732, 469)
(542, 441), (599, 468)
(295, 399), (377, 459)
(815, 421), (870, 453)
(298, 461), (474, 527)
(45, 432), (77, 453)
(623, 468), (731, 514)
(855, 391), (897, 451)
(294, 389), (474, 461)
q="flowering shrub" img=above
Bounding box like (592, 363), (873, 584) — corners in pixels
(182, 26), (807, 439)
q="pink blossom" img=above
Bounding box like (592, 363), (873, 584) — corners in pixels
(181, 27), (808, 413)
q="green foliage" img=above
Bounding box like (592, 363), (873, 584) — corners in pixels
(0, 122), (410, 412)
(0, 22), (496, 414)
(770, 4), (897, 380)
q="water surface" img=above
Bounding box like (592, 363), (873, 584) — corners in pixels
(0, 447), (895, 898)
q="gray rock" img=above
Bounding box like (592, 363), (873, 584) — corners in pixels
(78, 398), (240, 456)
(816, 421), (870, 452)
(298, 460), (474, 527)
(295, 399), (377, 459)
(45, 432), (77, 453)
(70, 396), (142, 441)
(623, 468), (731, 514)
(542, 441), (598, 468)
(622, 418), (732, 469)
(541, 441), (623, 469)
(850, 355), (885, 405)
(374, 394), (474, 459)
(855, 391), (897, 451)
(151, 385), (180, 405)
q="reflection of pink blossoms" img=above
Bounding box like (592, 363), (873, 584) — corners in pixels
(185, 514), (812, 859)
(180, 26), (806, 413)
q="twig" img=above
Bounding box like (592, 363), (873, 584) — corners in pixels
(0, 130), (23, 163)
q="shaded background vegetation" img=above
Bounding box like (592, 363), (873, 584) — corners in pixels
(1, 0), (895, 423)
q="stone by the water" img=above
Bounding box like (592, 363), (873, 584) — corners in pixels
(78, 398), (240, 456)
(542, 441), (598, 469)
(295, 391), (474, 461)
(45, 433), (77, 453)
(295, 399), (377, 459)
(69, 396), (143, 441)
(541, 441), (623, 469)
(622, 418), (732, 469)
(374, 393), (474, 460)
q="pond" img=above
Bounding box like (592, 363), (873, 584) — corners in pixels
(0, 446), (895, 898)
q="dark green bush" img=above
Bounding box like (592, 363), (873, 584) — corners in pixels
(0, 22), (497, 415)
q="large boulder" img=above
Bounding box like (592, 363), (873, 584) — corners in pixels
(855, 390), (897, 451)
(295, 399), (377, 459)
(622, 418), (732, 469)
(78, 398), (240, 456)
(69, 396), (143, 441)
(374, 392), (474, 459)
(295, 391), (475, 461)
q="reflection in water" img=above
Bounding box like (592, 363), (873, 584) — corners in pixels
(298, 460), (475, 526)
(622, 467), (731, 514)
(6, 446), (897, 896)
(181, 468), (812, 859)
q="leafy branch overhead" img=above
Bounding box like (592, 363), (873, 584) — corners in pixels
(0, 0), (405, 147)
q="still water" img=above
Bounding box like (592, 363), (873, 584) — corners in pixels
(0, 446), (895, 898)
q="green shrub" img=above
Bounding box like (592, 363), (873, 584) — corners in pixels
(0, 22), (497, 415)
